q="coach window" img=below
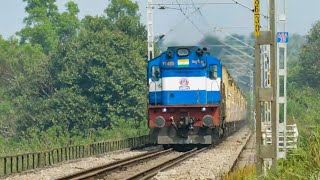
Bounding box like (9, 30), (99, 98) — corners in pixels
(209, 65), (218, 79)
(151, 66), (160, 81)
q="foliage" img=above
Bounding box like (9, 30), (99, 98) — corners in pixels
(224, 166), (256, 180)
(274, 29), (320, 177)
(273, 128), (320, 179)
(18, 0), (80, 54)
(287, 86), (320, 128)
(293, 21), (320, 90)
(0, 0), (148, 156)
(0, 37), (49, 138)
(268, 85), (320, 179)
(48, 19), (147, 134)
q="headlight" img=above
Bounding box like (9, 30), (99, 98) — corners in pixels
(154, 116), (165, 128)
(162, 108), (167, 113)
(177, 48), (189, 56)
(201, 107), (206, 112)
(202, 115), (213, 127)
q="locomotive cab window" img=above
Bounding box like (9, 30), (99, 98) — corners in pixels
(209, 64), (218, 79)
(151, 66), (160, 81)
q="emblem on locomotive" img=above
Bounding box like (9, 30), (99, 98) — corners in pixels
(179, 78), (190, 90)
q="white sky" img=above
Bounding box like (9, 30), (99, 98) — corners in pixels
(0, 0), (319, 44)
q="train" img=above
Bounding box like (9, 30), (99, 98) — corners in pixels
(147, 46), (247, 145)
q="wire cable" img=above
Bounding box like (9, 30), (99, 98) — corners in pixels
(213, 27), (254, 49)
(153, 0), (269, 19)
(179, 0), (256, 55)
(155, 0), (256, 59)
(175, 0), (205, 35)
(222, 48), (254, 64)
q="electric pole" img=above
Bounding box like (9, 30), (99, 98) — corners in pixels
(147, 0), (154, 61)
(255, 0), (278, 177)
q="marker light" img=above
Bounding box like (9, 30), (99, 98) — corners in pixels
(201, 107), (206, 112)
(162, 108), (167, 113)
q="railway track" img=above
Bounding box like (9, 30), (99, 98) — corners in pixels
(125, 147), (208, 180)
(55, 147), (208, 180)
(3, 127), (250, 180)
(55, 148), (173, 180)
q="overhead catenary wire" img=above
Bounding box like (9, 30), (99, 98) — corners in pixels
(231, 0), (253, 12)
(153, 0), (256, 60)
(222, 48), (254, 65)
(153, 0), (255, 38)
(171, 0), (255, 59)
(213, 27), (254, 49)
(175, 0), (205, 35)
(151, 2), (236, 6)
(152, 0), (269, 19)
(176, 0), (256, 58)
(154, 1), (208, 42)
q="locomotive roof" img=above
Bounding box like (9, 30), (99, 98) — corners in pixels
(167, 46), (199, 51)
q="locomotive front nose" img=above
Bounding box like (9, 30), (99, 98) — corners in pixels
(154, 116), (166, 128)
(202, 115), (213, 127)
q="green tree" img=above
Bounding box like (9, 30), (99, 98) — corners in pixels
(43, 0), (147, 135)
(18, 0), (80, 54)
(50, 19), (146, 133)
(18, 0), (59, 53)
(0, 0), (149, 154)
(297, 21), (320, 90)
(0, 36), (49, 137)
(105, 0), (146, 40)
(56, 1), (80, 41)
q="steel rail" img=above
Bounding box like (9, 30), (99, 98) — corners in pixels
(55, 148), (173, 180)
(125, 147), (208, 180)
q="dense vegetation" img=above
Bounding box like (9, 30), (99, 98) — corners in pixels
(0, 0), (148, 155)
(274, 21), (320, 179)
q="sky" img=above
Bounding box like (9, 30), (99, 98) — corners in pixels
(0, 0), (319, 44)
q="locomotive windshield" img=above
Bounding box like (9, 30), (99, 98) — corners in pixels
(209, 64), (218, 79)
(151, 66), (160, 81)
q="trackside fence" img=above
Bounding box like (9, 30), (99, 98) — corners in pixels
(0, 135), (150, 177)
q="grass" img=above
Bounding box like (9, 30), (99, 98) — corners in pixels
(223, 165), (256, 180)
(223, 127), (320, 180)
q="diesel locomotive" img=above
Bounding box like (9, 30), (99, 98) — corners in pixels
(147, 46), (247, 145)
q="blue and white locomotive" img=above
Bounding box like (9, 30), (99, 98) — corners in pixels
(148, 46), (247, 145)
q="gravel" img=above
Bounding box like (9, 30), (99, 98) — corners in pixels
(154, 127), (251, 180)
(3, 148), (156, 180)
(105, 152), (183, 180)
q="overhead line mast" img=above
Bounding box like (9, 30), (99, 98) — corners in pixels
(147, 0), (154, 61)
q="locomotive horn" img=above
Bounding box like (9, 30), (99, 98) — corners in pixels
(196, 48), (203, 56)
(167, 50), (173, 58)
(203, 47), (208, 52)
